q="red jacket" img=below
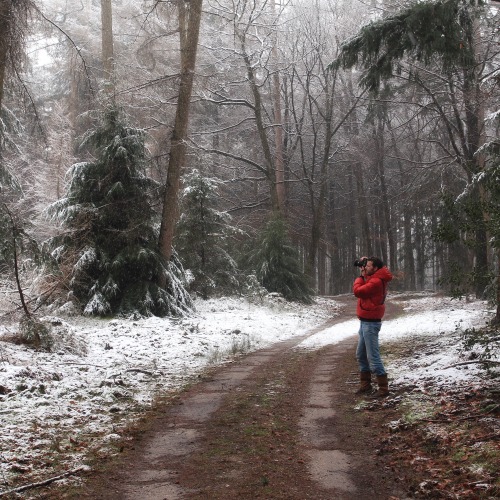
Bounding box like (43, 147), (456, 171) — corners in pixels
(353, 267), (393, 320)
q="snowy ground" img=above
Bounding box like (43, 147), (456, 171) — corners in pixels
(297, 292), (494, 389)
(0, 292), (495, 491)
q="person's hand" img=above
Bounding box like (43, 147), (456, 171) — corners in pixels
(360, 256), (368, 277)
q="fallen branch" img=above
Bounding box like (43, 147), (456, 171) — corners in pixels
(62, 362), (105, 368)
(0, 467), (86, 497)
(125, 368), (154, 376)
(467, 433), (500, 444)
(442, 360), (500, 369)
(423, 405), (500, 423)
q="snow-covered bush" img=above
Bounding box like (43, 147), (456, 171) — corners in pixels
(15, 316), (87, 354)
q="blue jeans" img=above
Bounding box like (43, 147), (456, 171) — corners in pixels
(356, 320), (386, 376)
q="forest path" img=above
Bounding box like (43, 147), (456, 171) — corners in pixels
(74, 296), (406, 499)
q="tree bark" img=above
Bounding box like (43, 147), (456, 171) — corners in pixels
(374, 118), (396, 270)
(353, 162), (373, 256)
(0, 1), (13, 114)
(403, 207), (415, 289)
(158, 0), (203, 262)
(271, 0), (285, 211)
(100, 0), (115, 97)
(239, 47), (280, 213)
(415, 208), (426, 290)
(233, 11), (283, 214)
(327, 180), (342, 294)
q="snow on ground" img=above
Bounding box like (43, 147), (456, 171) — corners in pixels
(297, 293), (489, 350)
(296, 292), (494, 390)
(0, 295), (337, 487)
(0, 292), (495, 489)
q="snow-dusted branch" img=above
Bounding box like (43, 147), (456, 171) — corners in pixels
(35, 6), (95, 96)
(0, 467), (87, 497)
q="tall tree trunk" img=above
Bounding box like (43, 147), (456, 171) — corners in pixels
(466, 9), (488, 297)
(271, 0), (285, 211)
(100, 0), (115, 97)
(495, 249), (500, 324)
(374, 119), (396, 270)
(282, 74), (291, 211)
(328, 181), (342, 294)
(415, 208), (426, 290)
(238, 43), (280, 213)
(327, 178), (339, 294)
(403, 207), (415, 289)
(0, 1), (12, 114)
(158, 0), (203, 262)
(344, 75), (372, 257)
(347, 170), (357, 267)
(234, 6), (289, 214)
(272, 71), (285, 211)
(306, 77), (342, 284)
(353, 162), (373, 256)
(318, 245), (325, 295)
(390, 128), (415, 289)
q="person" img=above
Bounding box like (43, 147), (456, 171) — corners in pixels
(353, 256), (393, 397)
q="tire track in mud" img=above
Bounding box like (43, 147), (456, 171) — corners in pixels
(73, 296), (405, 499)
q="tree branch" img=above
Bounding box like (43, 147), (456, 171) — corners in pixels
(442, 360), (500, 369)
(189, 140), (268, 175)
(35, 6), (95, 97)
(0, 467), (86, 497)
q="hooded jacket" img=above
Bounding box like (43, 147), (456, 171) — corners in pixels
(353, 266), (393, 321)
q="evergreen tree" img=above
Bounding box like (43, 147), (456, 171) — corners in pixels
(332, 0), (483, 93)
(175, 169), (241, 299)
(47, 107), (192, 317)
(480, 137), (500, 320)
(246, 214), (313, 304)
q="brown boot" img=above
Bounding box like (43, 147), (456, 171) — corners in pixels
(371, 374), (389, 398)
(355, 371), (372, 394)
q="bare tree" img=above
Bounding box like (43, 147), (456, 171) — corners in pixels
(101, 0), (115, 97)
(158, 0), (203, 262)
(281, 2), (367, 287)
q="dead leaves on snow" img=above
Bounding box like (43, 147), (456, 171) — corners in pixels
(366, 386), (500, 498)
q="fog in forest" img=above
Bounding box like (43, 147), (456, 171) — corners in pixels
(1, 0), (499, 318)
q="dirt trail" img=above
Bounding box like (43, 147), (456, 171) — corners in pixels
(71, 296), (406, 499)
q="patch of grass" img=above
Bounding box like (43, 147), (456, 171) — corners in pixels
(206, 346), (223, 364)
(206, 335), (254, 365)
(400, 397), (437, 424)
(243, 425), (270, 437)
(231, 334), (252, 355)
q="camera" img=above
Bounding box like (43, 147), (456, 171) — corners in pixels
(353, 258), (368, 268)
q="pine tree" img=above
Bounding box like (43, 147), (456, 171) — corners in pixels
(246, 214), (313, 304)
(332, 0), (483, 93)
(175, 169), (241, 299)
(47, 107), (192, 317)
(480, 137), (500, 321)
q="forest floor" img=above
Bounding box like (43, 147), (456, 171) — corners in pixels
(14, 296), (498, 500)
(5, 294), (494, 500)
